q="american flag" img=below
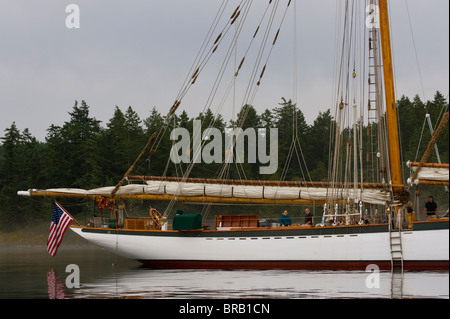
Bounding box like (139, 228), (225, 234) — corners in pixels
(47, 202), (73, 256)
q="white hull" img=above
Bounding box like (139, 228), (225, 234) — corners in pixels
(70, 221), (449, 270)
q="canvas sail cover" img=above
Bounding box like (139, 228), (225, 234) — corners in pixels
(18, 180), (391, 205)
(407, 162), (449, 185)
(411, 167), (449, 182)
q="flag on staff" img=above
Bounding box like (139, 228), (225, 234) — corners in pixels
(47, 201), (73, 256)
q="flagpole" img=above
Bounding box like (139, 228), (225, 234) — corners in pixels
(54, 200), (79, 225)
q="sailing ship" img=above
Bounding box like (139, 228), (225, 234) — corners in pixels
(18, 0), (448, 270)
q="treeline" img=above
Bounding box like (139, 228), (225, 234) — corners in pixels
(0, 92), (448, 228)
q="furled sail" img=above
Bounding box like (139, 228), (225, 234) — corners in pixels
(407, 162), (449, 186)
(18, 177), (391, 206)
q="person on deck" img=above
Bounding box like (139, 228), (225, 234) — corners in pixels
(303, 208), (313, 226)
(424, 196), (438, 220)
(406, 201), (415, 228)
(279, 210), (292, 227)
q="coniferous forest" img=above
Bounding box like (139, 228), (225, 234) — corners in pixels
(0, 92), (448, 230)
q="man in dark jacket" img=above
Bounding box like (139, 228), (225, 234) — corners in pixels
(424, 196), (438, 219)
(303, 208), (313, 226)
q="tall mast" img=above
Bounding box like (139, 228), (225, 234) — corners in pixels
(378, 0), (404, 200)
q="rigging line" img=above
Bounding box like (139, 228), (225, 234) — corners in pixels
(280, 135), (295, 181)
(344, 0), (355, 104)
(111, 119), (171, 197)
(175, 0), (242, 103)
(176, 0), (230, 102)
(351, 0), (361, 192)
(414, 116), (428, 163)
(184, 70), (245, 185)
(296, 129), (313, 182)
(332, 0), (362, 190)
(213, 0), (274, 129)
(404, 0), (427, 103)
(246, 0), (291, 103)
(344, 140), (351, 189)
(327, 118), (336, 187)
(234, 0), (274, 79)
(247, 0), (297, 180)
(346, 2), (355, 104)
(179, 12), (238, 105)
(437, 98), (449, 124)
(123, 4), (243, 205)
(255, 0), (292, 89)
(151, 119), (175, 162)
(216, 0), (281, 179)
(337, 0), (350, 100)
(232, 3), (238, 128)
(137, 12), (249, 178)
(200, 0), (254, 116)
(177, 0), (248, 109)
(210, 0), (275, 141)
(167, 1), (253, 186)
(203, 136), (252, 222)
(165, 1), (290, 217)
(331, 102), (345, 194)
(293, 137), (309, 183)
(293, 0), (298, 105)
(238, 0), (280, 111)
(133, 120), (172, 177)
(359, 0), (368, 189)
(162, 117), (181, 178)
(397, 107), (407, 185)
(331, 0), (343, 107)
(191, 4), (258, 180)
(164, 39), (256, 218)
(279, 109), (312, 184)
(328, 0), (342, 188)
(373, 26), (388, 183)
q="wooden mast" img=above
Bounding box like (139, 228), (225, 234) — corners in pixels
(378, 0), (405, 203)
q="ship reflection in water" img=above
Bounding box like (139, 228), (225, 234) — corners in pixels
(1, 247), (447, 299)
(65, 266), (448, 299)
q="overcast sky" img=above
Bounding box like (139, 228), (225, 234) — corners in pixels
(0, 0), (448, 142)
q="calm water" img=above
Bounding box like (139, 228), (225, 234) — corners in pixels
(0, 245), (448, 299)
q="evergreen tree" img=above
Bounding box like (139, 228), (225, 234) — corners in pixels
(45, 124), (72, 187)
(308, 109), (333, 180)
(102, 106), (146, 182)
(229, 105), (263, 179)
(142, 107), (169, 176)
(179, 110), (190, 128)
(0, 123), (23, 225)
(260, 109), (274, 129)
(429, 91), (449, 164)
(0, 122), (21, 182)
(103, 106), (127, 182)
(45, 100), (102, 189)
(188, 109), (226, 179)
(273, 98), (310, 181)
(0, 123), (47, 226)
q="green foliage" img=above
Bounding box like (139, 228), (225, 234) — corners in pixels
(0, 92), (448, 228)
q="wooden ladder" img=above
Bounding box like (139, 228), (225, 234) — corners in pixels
(389, 212), (404, 268)
(389, 212), (404, 298)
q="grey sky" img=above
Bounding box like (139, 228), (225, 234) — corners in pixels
(0, 0), (448, 142)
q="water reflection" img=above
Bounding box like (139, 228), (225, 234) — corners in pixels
(69, 267), (449, 299)
(47, 269), (66, 299)
(0, 246), (448, 299)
